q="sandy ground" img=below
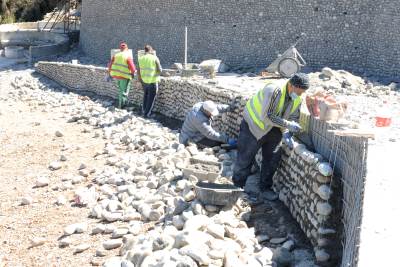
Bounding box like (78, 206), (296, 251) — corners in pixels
(0, 69), (116, 266)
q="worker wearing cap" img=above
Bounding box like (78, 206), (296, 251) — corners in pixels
(108, 42), (136, 109)
(138, 45), (162, 118)
(232, 73), (310, 200)
(179, 100), (237, 148)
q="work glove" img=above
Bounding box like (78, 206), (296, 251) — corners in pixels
(282, 131), (294, 149)
(227, 138), (238, 149)
(287, 121), (302, 133)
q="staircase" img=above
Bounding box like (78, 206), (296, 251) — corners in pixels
(40, 0), (81, 33)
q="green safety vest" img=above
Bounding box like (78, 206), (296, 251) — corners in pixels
(245, 82), (302, 130)
(138, 53), (159, 84)
(110, 51), (132, 80)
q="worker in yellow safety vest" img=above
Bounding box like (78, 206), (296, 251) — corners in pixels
(232, 73), (310, 201)
(108, 41), (136, 108)
(138, 44), (162, 118)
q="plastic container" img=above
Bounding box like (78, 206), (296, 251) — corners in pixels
(194, 182), (243, 206)
(375, 101), (392, 127)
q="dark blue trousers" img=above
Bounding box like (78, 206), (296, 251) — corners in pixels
(142, 83), (158, 117)
(233, 120), (282, 189)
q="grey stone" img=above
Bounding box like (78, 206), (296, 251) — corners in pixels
(55, 130), (64, 137)
(272, 247), (293, 266)
(103, 239), (123, 250)
(36, 176), (49, 187)
(73, 243), (90, 254)
(269, 237), (287, 245)
(21, 196), (33, 205)
(49, 161), (62, 171)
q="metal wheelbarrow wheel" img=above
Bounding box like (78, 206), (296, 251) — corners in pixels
(278, 57), (300, 78)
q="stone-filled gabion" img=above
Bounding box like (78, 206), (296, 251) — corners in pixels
(35, 62), (251, 138)
(80, 0), (400, 78)
(273, 142), (338, 263)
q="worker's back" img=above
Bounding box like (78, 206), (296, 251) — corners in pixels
(179, 102), (210, 144)
(138, 53), (159, 84)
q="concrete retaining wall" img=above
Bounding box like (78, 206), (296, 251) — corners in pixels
(35, 61), (368, 266)
(0, 24), (70, 60)
(80, 0), (400, 78)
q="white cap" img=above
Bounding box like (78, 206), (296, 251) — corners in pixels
(202, 101), (219, 116)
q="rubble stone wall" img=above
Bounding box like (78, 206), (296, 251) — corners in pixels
(80, 0), (400, 77)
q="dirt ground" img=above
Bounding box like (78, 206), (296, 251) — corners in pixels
(0, 69), (116, 266)
(0, 67), (315, 267)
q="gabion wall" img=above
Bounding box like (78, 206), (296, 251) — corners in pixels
(303, 115), (368, 267)
(273, 143), (341, 264)
(34, 62), (247, 137)
(35, 62), (368, 266)
(80, 0), (400, 77)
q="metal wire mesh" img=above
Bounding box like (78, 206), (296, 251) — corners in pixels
(304, 113), (368, 267)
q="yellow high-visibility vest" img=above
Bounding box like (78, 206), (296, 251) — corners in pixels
(245, 82), (302, 130)
(110, 51), (132, 80)
(138, 53), (159, 84)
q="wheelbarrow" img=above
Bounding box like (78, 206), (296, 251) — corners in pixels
(266, 33), (307, 78)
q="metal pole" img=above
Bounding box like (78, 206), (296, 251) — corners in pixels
(184, 26), (187, 70)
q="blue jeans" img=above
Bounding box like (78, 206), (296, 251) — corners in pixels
(142, 83), (158, 117)
(232, 120), (282, 189)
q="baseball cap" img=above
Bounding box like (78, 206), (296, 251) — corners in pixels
(289, 73), (310, 90)
(202, 101), (219, 116)
(119, 42), (128, 49)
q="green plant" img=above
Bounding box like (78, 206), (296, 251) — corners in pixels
(0, 0), (59, 23)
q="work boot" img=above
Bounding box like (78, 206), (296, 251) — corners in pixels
(261, 189), (278, 201)
(232, 178), (246, 189)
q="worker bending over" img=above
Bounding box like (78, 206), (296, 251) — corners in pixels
(138, 45), (162, 118)
(179, 101), (237, 148)
(108, 41), (136, 109)
(232, 73), (309, 200)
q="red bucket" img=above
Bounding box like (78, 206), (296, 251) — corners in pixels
(375, 116), (392, 127)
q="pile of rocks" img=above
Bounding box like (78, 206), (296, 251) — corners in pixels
(307, 67), (400, 142)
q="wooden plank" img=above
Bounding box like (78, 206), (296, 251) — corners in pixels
(328, 129), (375, 139)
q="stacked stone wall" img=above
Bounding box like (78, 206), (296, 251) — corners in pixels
(80, 0), (400, 77)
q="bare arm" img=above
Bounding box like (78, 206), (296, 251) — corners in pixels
(107, 56), (115, 73)
(155, 58), (162, 74)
